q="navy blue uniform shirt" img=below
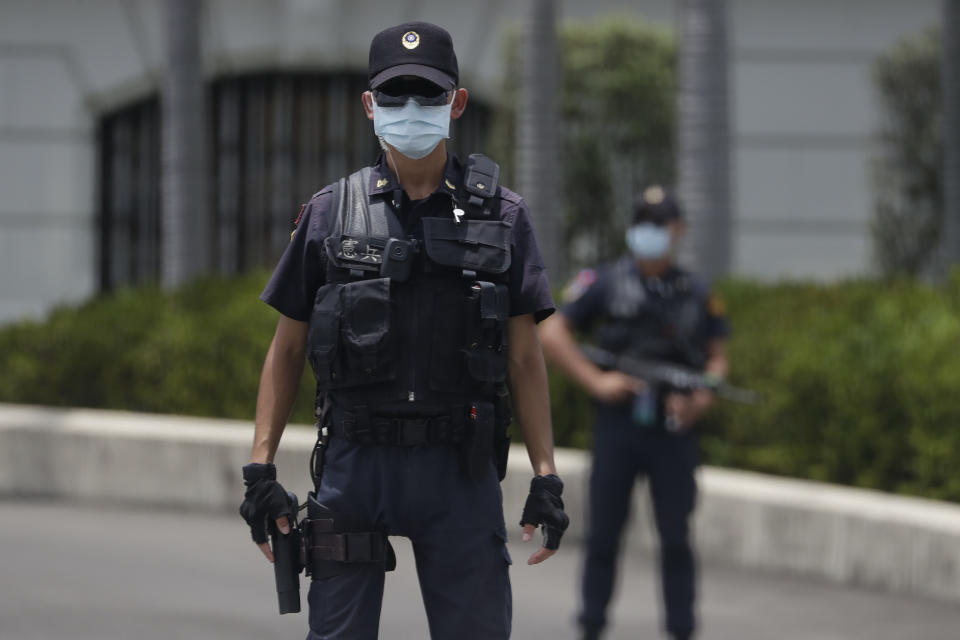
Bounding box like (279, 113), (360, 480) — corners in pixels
(560, 259), (730, 344)
(261, 153), (556, 323)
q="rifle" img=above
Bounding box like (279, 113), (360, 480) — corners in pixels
(581, 344), (761, 406)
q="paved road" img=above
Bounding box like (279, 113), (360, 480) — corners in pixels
(1, 500), (957, 640)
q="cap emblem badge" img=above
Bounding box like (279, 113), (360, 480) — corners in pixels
(643, 185), (665, 205)
(402, 31), (420, 50)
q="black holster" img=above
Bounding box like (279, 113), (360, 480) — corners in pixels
(300, 492), (396, 580)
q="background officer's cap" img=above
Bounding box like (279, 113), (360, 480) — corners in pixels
(632, 185), (684, 225)
(368, 22), (459, 90)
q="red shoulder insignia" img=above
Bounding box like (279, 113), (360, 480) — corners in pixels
(561, 268), (597, 303)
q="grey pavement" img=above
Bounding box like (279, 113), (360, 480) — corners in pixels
(1, 500), (957, 640)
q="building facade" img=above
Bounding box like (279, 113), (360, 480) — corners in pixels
(0, 0), (941, 323)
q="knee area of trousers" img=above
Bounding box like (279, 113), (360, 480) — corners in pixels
(660, 540), (692, 561)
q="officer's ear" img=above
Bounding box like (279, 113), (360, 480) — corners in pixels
(450, 88), (469, 120)
(362, 91), (375, 121)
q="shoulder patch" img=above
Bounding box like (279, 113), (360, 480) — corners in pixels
(561, 268), (597, 304)
(707, 294), (727, 317)
(294, 203), (306, 227)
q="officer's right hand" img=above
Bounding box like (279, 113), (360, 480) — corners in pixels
(239, 462), (293, 563)
(589, 371), (646, 404)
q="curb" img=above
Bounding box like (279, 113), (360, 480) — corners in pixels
(1, 403), (958, 602)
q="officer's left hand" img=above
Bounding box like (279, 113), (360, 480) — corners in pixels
(519, 474), (569, 565)
(665, 390), (714, 432)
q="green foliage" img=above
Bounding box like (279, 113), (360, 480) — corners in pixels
(0, 272), (317, 424)
(702, 273), (960, 501)
(871, 27), (942, 277)
(6, 271), (960, 502)
(488, 18), (676, 273)
(535, 272), (960, 503)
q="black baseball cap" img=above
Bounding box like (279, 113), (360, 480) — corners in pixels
(632, 186), (684, 225)
(368, 22), (459, 91)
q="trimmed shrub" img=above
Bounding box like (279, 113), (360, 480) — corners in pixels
(4, 273), (960, 502)
(0, 272), (316, 425)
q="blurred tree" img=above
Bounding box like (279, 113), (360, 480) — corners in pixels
(517, 0), (561, 280)
(162, 0), (208, 288)
(870, 28), (942, 278)
(490, 18), (676, 278)
(675, 0), (732, 282)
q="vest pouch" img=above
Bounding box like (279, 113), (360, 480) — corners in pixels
(463, 282), (509, 383)
(421, 218), (512, 274)
(427, 282), (469, 393)
(339, 277), (395, 385)
(307, 284), (343, 390)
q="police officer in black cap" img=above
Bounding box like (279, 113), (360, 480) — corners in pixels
(238, 21), (568, 639)
(540, 187), (730, 640)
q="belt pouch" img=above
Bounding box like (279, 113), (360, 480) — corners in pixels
(493, 394), (512, 481)
(460, 401), (494, 481)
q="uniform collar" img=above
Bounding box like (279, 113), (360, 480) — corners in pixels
(368, 152), (464, 198)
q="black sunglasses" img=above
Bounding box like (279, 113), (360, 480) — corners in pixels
(373, 78), (452, 107)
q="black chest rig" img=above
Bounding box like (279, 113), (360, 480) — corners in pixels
(596, 260), (710, 371)
(305, 155), (512, 421)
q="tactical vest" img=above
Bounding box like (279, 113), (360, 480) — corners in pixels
(305, 155), (511, 419)
(596, 259), (711, 371)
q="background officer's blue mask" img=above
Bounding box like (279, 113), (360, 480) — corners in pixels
(626, 223), (672, 260)
(372, 98), (453, 160)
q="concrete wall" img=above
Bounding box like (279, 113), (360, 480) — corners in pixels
(2, 403), (959, 604)
(0, 0), (943, 324)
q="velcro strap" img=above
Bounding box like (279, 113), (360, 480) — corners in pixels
(478, 281), (499, 322)
(307, 529), (386, 563)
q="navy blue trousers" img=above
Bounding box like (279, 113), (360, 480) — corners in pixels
(579, 407), (699, 636)
(305, 437), (512, 640)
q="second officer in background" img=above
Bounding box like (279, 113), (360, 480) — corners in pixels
(540, 187), (729, 640)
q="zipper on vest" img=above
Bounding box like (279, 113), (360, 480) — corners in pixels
(408, 280), (419, 402)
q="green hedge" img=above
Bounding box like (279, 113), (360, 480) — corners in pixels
(3, 273), (960, 501)
(703, 275), (960, 501)
(0, 272), (317, 424)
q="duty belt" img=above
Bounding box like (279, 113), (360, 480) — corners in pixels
(327, 407), (466, 446)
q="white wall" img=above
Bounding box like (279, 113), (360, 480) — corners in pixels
(0, 0), (942, 324)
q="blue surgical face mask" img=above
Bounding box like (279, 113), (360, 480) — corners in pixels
(372, 97), (453, 160)
(626, 223), (671, 260)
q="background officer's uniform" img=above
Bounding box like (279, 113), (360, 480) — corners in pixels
(561, 259), (729, 639)
(261, 151), (554, 639)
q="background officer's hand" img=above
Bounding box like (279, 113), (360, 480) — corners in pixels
(589, 371), (646, 404)
(664, 390), (714, 432)
(519, 474), (570, 565)
(239, 462), (293, 563)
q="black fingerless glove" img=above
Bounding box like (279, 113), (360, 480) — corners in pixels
(239, 463), (294, 545)
(519, 474), (570, 550)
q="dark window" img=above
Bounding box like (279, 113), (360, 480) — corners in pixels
(98, 98), (161, 290)
(98, 72), (491, 290)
